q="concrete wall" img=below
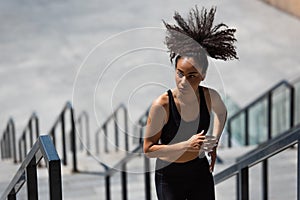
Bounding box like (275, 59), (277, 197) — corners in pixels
(262, 0), (300, 18)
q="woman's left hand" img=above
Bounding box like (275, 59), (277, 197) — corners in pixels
(208, 147), (217, 173)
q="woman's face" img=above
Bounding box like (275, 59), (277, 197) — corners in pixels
(175, 57), (205, 94)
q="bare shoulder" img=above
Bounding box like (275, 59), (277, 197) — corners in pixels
(152, 92), (169, 108)
(206, 87), (221, 99)
(148, 91), (169, 124)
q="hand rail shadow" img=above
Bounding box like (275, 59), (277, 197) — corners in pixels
(0, 118), (17, 163)
(18, 112), (39, 163)
(214, 125), (300, 200)
(227, 80), (295, 147)
(48, 101), (78, 172)
(0, 135), (62, 200)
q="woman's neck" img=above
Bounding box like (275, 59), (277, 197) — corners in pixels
(175, 87), (199, 104)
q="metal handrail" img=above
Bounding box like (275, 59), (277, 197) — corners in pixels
(48, 101), (78, 172)
(214, 125), (300, 200)
(0, 118), (17, 163)
(88, 107), (151, 200)
(77, 111), (91, 155)
(227, 80), (295, 147)
(18, 112), (39, 162)
(95, 103), (128, 154)
(0, 135), (62, 200)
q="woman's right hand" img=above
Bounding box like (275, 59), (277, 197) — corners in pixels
(184, 130), (205, 152)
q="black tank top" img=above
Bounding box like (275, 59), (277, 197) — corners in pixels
(160, 86), (210, 145)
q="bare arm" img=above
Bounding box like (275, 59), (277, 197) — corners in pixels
(207, 88), (227, 172)
(210, 89), (227, 142)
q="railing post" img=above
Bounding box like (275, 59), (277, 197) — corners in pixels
(61, 114), (67, 166)
(85, 112), (91, 155)
(51, 129), (56, 147)
(267, 92), (272, 140)
(8, 189), (16, 200)
(262, 160), (268, 200)
(35, 115), (40, 138)
(245, 110), (249, 146)
(290, 86), (295, 128)
(114, 112), (119, 152)
(7, 128), (11, 158)
(29, 120), (34, 147)
(105, 175), (111, 200)
(104, 124), (108, 153)
(9, 119), (17, 163)
(238, 167), (249, 200)
(124, 107), (129, 152)
(228, 119), (232, 148)
(69, 105), (78, 172)
(18, 140), (22, 162)
(144, 156), (151, 200)
(26, 156), (38, 200)
(297, 139), (300, 200)
(0, 139), (3, 159)
(78, 117), (83, 151)
(23, 134), (27, 159)
(96, 129), (100, 155)
(49, 160), (62, 200)
(121, 164), (128, 200)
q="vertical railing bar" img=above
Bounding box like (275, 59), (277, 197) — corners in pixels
(5, 132), (8, 159)
(267, 92), (272, 140)
(104, 124), (108, 153)
(26, 156), (38, 200)
(105, 175), (111, 200)
(124, 107), (129, 152)
(49, 160), (62, 200)
(236, 174), (239, 200)
(51, 129), (56, 147)
(85, 112), (90, 155)
(245, 110), (249, 146)
(29, 120), (33, 148)
(7, 128), (11, 158)
(297, 139), (299, 200)
(290, 86), (295, 128)
(96, 130), (100, 155)
(240, 167), (249, 200)
(35, 115), (40, 138)
(0, 140), (3, 159)
(7, 189), (16, 200)
(10, 120), (17, 163)
(121, 164), (127, 200)
(144, 156), (151, 200)
(18, 140), (22, 162)
(24, 134), (27, 159)
(69, 105), (78, 172)
(114, 112), (119, 152)
(61, 114), (67, 166)
(78, 117), (83, 151)
(262, 160), (268, 200)
(228, 119), (232, 148)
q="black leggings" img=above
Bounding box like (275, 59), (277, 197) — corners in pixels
(155, 157), (215, 200)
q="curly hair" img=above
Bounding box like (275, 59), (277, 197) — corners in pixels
(163, 6), (238, 69)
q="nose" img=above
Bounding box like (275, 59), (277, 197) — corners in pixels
(181, 76), (188, 86)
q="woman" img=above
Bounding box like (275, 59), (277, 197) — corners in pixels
(143, 6), (238, 200)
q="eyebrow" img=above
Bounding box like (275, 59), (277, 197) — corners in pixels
(177, 69), (199, 75)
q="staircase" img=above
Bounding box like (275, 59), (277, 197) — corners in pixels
(1, 78), (299, 200)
